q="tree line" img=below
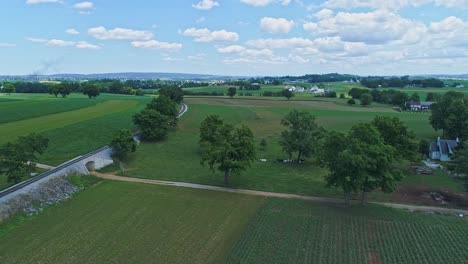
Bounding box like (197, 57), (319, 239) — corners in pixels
(361, 76), (444, 88)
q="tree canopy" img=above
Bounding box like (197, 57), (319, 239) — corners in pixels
(110, 129), (137, 161)
(133, 109), (171, 141)
(227, 87), (237, 98)
(0, 134), (49, 184)
(320, 123), (402, 206)
(200, 115), (256, 185)
(360, 93), (373, 106)
(430, 91), (468, 139)
(279, 110), (322, 162)
(371, 116), (418, 161)
(146, 95), (178, 127)
(159, 87), (184, 104)
(82, 83), (100, 99)
(282, 89), (294, 100)
(2, 83), (15, 94)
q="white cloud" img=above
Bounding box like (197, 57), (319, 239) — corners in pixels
(88, 26), (154, 41)
(66, 28), (80, 35)
(260, 17), (295, 34)
(26, 0), (62, 4)
(75, 41), (101, 49)
(0, 43), (16, 47)
(217, 45), (273, 57)
(182, 28), (239, 42)
(240, 0), (291, 7)
(247, 37), (314, 49)
(196, 17), (206, 23)
(46, 39), (75, 47)
(322, 0), (468, 10)
(131, 40), (183, 51)
(27, 37), (100, 49)
(73, 1), (93, 9)
(303, 10), (426, 45)
(192, 0), (220, 10)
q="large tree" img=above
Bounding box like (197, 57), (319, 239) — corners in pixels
(0, 134), (49, 184)
(279, 110), (322, 162)
(453, 143), (467, 174)
(159, 87), (184, 104)
(82, 83), (100, 99)
(430, 91), (468, 139)
(133, 109), (170, 141)
(371, 116), (418, 160)
(200, 116), (255, 185)
(321, 124), (402, 206)
(282, 89), (294, 100)
(2, 83), (15, 94)
(227, 87), (237, 98)
(360, 93), (373, 106)
(110, 129), (137, 161)
(146, 95), (178, 127)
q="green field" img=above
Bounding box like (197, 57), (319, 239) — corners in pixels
(112, 97), (453, 202)
(0, 181), (264, 264)
(0, 180), (466, 264)
(0, 93), (149, 165)
(226, 197), (468, 263)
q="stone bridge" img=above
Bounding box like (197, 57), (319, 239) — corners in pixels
(0, 146), (113, 204)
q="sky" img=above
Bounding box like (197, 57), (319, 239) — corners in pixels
(0, 0), (468, 76)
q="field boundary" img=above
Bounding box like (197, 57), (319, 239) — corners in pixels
(93, 172), (468, 216)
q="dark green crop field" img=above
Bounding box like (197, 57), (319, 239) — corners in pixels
(0, 181), (466, 264)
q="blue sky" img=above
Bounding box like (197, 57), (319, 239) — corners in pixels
(0, 0), (467, 76)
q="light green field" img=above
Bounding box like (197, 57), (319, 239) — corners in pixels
(0, 93), (149, 166)
(0, 100), (138, 145)
(107, 97), (456, 203)
(0, 180), (466, 264)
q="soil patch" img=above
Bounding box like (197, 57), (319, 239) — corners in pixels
(392, 185), (468, 208)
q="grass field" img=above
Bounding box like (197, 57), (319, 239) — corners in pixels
(0, 180), (466, 263)
(112, 97), (453, 202)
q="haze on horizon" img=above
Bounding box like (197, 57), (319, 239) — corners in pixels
(0, 0), (467, 76)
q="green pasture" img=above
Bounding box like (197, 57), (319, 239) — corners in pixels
(110, 97), (458, 202)
(0, 180), (466, 264)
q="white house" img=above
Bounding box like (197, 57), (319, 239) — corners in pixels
(309, 86), (325, 94)
(286, 85), (296, 92)
(430, 138), (460, 161)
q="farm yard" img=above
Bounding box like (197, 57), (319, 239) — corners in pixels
(0, 180), (466, 264)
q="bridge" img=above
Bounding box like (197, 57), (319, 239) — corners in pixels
(0, 146), (113, 204)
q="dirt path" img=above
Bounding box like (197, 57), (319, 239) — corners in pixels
(93, 172), (468, 216)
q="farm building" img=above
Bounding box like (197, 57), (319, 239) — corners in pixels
(406, 101), (434, 111)
(429, 138), (460, 161)
(309, 86), (325, 94)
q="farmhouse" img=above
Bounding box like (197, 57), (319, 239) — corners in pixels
(406, 101), (434, 111)
(309, 86), (325, 94)
(429, 137), (460, 161)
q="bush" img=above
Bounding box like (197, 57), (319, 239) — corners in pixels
(340, 93), (346, 99)
(347, 99), (356, 105)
